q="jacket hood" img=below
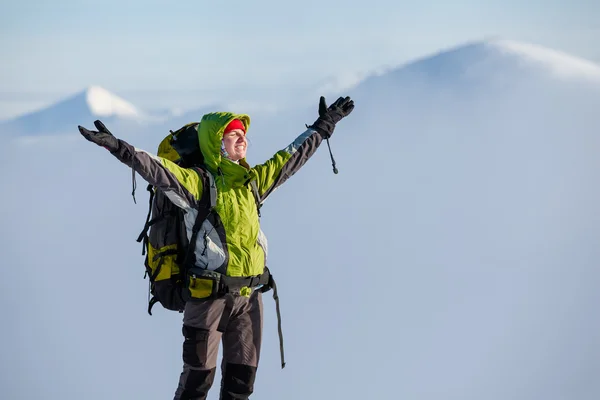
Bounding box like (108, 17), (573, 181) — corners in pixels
(197, 111), (251, 174)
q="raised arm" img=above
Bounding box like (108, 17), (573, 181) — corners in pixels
(252, 95), (354, 202)
(252, 127), (323, 201)
(78, 120), (202, 211)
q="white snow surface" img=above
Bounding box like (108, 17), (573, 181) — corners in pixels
(84, 85), (140, 117)
(489, 39), (600, 80)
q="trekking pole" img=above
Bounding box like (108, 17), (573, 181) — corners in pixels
(325, 136), (338, 174)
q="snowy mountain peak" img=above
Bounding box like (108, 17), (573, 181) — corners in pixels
(83, 85), (140, 118)
(344, 39), (600, 99)
(486, 39), (600, 79)
(1, 86), (147, 136)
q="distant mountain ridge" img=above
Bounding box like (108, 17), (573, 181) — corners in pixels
(3, 39), (600, 137)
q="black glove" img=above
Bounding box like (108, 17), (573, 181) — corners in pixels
(78, 120), (120, 152)
(309, 96), (354, 138)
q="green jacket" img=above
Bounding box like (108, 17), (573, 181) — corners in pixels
(110, 111), (325, 278)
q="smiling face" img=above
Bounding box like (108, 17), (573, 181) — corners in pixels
(222, 128), (247, 161)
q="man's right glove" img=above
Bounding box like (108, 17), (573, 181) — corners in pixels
(309, 95), (355, 138)
(78, 120), (120, 152)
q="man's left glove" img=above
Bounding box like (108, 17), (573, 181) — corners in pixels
(309, 95), (354, 138)
(78, 120), (120, 152)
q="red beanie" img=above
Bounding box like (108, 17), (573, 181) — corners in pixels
(224, 119), (246, 134)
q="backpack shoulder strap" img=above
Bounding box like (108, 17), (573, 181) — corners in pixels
(249, 180), (262, 217)
(193, 166), (217, 209)
(181, 166), (217, 270)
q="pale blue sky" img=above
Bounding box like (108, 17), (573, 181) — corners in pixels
(1, 0), (599, 119)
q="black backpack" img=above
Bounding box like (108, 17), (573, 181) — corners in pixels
(136, 123), (215, 315)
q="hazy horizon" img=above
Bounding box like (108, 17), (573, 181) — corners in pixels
(2, 0), (600, 120)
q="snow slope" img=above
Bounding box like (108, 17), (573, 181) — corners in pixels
(345, 39), (600, 101)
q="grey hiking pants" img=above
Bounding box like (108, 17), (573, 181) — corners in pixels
(174, 290), (263, 400)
